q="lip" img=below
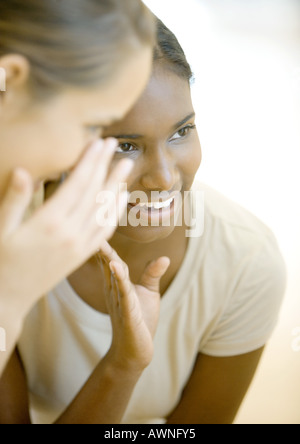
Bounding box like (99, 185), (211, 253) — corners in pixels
(128, 195), (175, 210)
(127, 190), (182, 226)
(128, 189), (181, 206)
(128, 198), (174, 211)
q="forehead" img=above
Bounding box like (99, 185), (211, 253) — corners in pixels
(104, 67), (193, 135)
(59, 46), (153, 125)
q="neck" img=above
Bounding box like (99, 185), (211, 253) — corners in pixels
(109, 224), (188, 288)
(68, 202), (190, 313)
(109, 192), (192, 264)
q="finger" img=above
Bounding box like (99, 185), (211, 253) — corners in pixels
(95, 253), (111, 297)
(93, 189), (129, 244)
(70, 138), (120, 223)
(109, 260), (135, 314)
(0, 168), (34, 237)
(99, 242), (129, 279)
(99, 241), (120, 262)
(75, 190), (129, 262)
(87, 158), (132, 230)
(104, 158), (133, 192)
(110, 269), (121, 308)
(95, 251), (121, 315)
(110, 261), (132, 295)
(66, 139), (132, 231)
(44, 139), (115, 216)
(139, 257), (171, 293)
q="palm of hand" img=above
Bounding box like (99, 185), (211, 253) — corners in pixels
(98, 243), (169, 372)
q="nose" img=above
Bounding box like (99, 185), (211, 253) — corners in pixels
(140, 149), (176, 191)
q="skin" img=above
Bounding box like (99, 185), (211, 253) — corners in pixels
(0, 243), (170, 424)
(0, 46), (153, 375)
(0, 64), (265, 424)
(69, 64), (202, 313)
(0, 50), (152, 198)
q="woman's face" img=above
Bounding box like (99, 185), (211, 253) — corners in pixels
(0, 48), (152, 199)
(103, 65), (202, 243)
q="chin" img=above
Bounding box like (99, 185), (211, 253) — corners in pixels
(116, 224), (176, 244)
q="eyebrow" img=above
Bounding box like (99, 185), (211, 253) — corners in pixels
(172, 112), (196, 131)
(111, 112), (196, 140)
(112, 133), (143, 140)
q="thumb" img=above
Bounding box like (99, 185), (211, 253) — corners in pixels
(0, 168), (34, 238)
(139, 257), (170, 293)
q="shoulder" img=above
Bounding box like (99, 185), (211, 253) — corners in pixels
(192, 182), (283, 258)
(190, 181), (287, 299)
(193, 182), (274, 240)
(190, 183), (287, 356)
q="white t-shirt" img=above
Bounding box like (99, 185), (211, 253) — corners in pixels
(18, 183), (287, 424)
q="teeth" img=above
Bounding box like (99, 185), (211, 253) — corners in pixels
(136, 197), (174, 210)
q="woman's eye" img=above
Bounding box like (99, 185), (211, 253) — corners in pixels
(115, 143), (135, 153)
(171, 125), (196, 141)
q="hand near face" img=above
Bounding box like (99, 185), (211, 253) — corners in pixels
(99, 241), (170, 372)
(0, 139), (132, 312)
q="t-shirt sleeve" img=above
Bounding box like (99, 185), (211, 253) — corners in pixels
(201, 233), (287, 357)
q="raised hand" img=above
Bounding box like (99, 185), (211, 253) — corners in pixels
(0, 138), (133, 373)
(98, 241), (170, 372)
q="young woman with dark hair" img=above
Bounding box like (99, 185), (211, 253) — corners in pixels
(0, 18), (286, 424)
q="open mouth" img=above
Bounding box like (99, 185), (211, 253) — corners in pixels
(128, 196), (175, 212)
(126, 191), (182, 228)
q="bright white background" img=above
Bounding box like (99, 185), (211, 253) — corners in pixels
(144, 0), (300, 424)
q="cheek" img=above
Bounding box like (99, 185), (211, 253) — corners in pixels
(112, 159), (142, 191)
(41, 128), (87, 176)
(178, 142), (202, 183)
(192, 142), (202, 172)
(111, 140), (202, 191)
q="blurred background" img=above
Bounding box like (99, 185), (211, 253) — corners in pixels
(144, 0), (300, 424)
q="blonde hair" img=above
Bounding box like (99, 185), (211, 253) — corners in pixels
(0, 0), (155, 97)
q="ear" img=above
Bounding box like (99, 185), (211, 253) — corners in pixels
(0, 67), (6, 92)
(0, 54), (31, 114)
(0, 54), (30, 89)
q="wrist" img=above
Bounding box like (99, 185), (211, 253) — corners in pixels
(104, 349), (147, 379)
(0, 302), (23, 334)
(0, 302), (24, 362)
(0, 285), (30, 333)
